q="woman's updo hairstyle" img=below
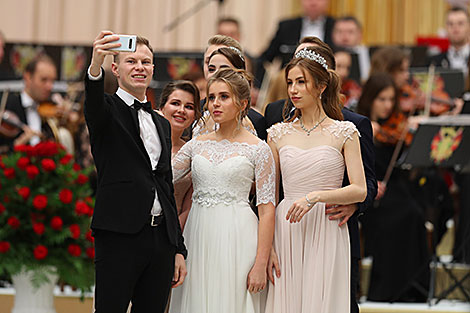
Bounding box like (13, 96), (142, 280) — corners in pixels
(206, 68), (253, 125)
(285, 45), (344, 121)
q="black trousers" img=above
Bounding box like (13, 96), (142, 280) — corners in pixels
(350, 256), (360, 313)
(93, 219), (175, 313)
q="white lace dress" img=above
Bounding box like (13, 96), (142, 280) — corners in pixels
(169, 138), (276, 313)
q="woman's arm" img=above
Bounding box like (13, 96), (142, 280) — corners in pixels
(287, 132), (367, 223)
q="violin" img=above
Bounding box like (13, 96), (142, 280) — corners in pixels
(374, 111), (413, 146)
(400, 76), (455, 116)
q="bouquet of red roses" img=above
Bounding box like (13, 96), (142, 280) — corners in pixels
(0, 141), (95, 292)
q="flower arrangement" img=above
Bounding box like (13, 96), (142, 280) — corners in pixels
(0, 141), (95, 293)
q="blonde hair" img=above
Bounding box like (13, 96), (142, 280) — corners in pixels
(206, 68), (252, 126)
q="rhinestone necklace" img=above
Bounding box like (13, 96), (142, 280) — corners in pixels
(299, 115), (327, 136)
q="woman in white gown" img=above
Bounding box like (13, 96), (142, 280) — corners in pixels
(169, 68), (276, 313)
(265, 46), (367, 313)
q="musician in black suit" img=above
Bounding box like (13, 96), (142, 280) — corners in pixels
(0, 55), (56, 152)
(265, 37), (377, 313)
(254, 0), (335, 87)
(429, 7), (470, 76)
(85, 31), (187, 313)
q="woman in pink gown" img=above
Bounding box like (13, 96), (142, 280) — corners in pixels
(265, 45), (367, 313)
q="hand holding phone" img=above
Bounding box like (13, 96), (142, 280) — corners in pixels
(104, 34), (137, 52)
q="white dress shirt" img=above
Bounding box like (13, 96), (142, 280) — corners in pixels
(301, 16), (326, 41)
(351, 45), (371, 82)
(447, 44), (470, 75)
(88, 68), (163, 215)
(20, 91), (41, 146)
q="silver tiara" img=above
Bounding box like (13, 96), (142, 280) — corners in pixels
(227, 46), (245, 62)
(294, 48), (328, 70)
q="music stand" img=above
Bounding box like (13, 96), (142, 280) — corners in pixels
(401, 115), (470, 305)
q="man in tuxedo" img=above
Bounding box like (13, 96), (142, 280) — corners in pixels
(430, 7), (470, 76)
(0, 54), (56, 152)
(332, 16), (370, 82)
(255, 0), (335, 87)
(264, 37), (377, 313)
(85, 31), (187, 313)
(203, 35), (267, 140)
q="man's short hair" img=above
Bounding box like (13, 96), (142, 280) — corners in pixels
(334, 16), (362, 31)
(217, 17), (240, 28)
(24, 54), (56, 75)
(447, 6), (470, 21)
(114, 35), (153, 63)
(206, 35), (242, 52)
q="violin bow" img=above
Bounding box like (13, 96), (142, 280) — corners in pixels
(0, 89), (9, 122)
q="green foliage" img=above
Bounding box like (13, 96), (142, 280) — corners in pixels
(0, 141), (95, 293)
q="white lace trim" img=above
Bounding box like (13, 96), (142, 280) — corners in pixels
(267, 120), (360, 145)
(172, 138), (276, 207)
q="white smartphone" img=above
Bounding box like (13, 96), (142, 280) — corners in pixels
(105, 34), (137, 52)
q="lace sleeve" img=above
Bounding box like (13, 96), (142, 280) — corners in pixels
(267, 122), (293, 143)
(340, 121), (360, 144)
(254, 141), (276, 206)
(327, 120), (361, 145)
(172, 139), (194, 183)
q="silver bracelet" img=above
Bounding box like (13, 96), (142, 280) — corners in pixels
(305, 194), (315, 206)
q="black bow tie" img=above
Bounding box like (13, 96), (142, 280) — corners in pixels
(133, 100), (153, 113)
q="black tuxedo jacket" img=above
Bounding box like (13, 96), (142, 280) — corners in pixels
(84, 74), (187, 257)
(264, 99), (377, 258)
(255, 16), (335, 86)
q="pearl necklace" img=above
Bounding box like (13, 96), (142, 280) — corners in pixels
(299, 116), (327, 136)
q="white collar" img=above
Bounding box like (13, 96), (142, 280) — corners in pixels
(448, 44), (470, 57)
(20, 91), (36, 109)
(116, 87), (148, 107)
(303, 16), (326, 26)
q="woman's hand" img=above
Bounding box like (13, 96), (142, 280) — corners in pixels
(267, 248), (280, 284)
(286, 195), (316, 223)
(247, 263), (267, 293)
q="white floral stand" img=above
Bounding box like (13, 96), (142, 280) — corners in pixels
(11, 268), (58, 313)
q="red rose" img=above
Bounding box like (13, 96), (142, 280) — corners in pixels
(59, 189), (73, 204)
(33, 223), (45, 235)
(33, 245), (48, 260)
(60, 154), (73, 165)
(75, 201), (90, 216)
(0, 241), (10, 253)
(69, 224), (81, 239)
(7, 216), (20, 229)
(16, 157), (30, 170)
(33, 141), (60, 157)
(41, 159), (56, 172)
(18, 187), (31, 200)
(76, 174), (89, 185)
(85, 230), (94, 243)
(32, 195), (48, 210)
(86, 247), (95, 259)
(26, 165), (39, 179)
(4, 168), (15, 179)
(68, 244), (82, 257)
(14, 144), (29, 153)
(50, 216), (63, 230)
(73, 163), (81, 171)
(0, 203), (6, 214)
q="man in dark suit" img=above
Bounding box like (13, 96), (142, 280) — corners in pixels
(429, 7), (470, 76)
(0, 55), (56, 152)
(264, 37), (377, 313)
(255, 0), (335, 87)
(85, 31), (187, 313)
